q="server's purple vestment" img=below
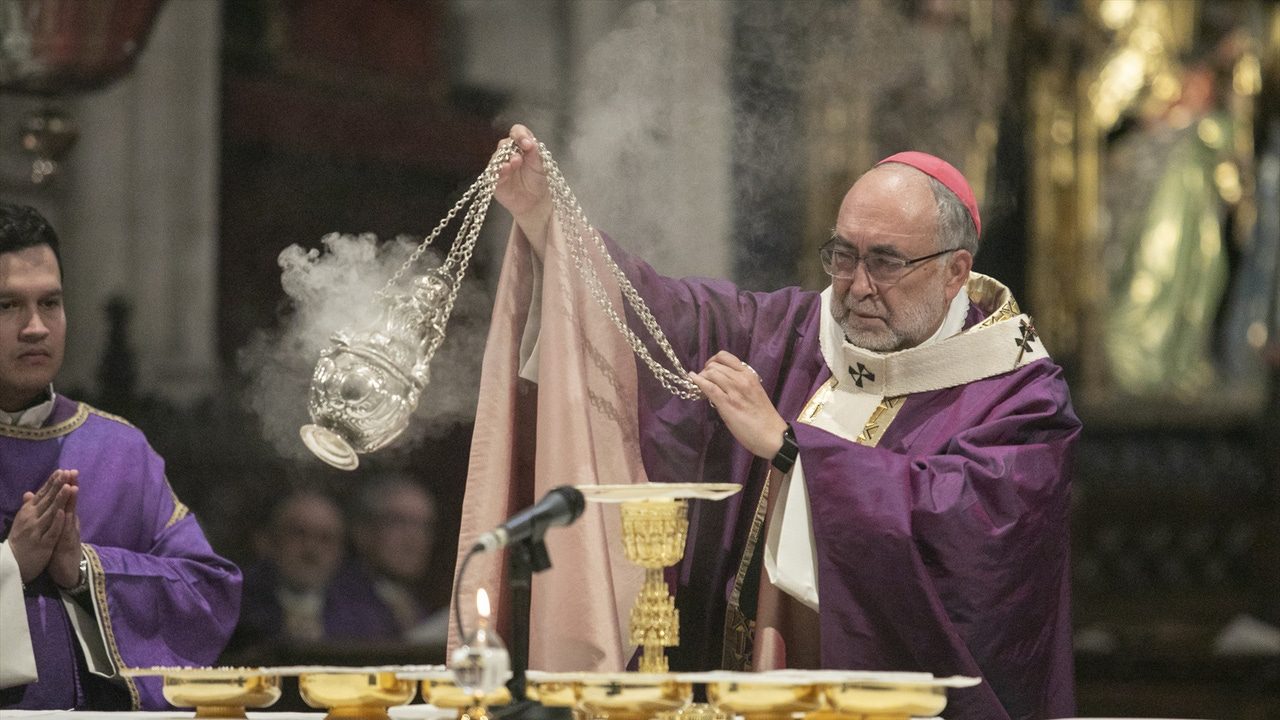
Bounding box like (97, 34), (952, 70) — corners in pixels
(1, 396), (242, 710)
(613, 243), (1079, 720)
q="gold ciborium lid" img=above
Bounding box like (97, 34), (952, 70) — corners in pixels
(288, 665), (418, 720)
(119, 667), (281, 719)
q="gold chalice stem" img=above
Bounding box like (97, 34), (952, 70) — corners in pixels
(622, 499), (688, 673)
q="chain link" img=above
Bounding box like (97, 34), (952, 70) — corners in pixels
(384, 139), (703, 400)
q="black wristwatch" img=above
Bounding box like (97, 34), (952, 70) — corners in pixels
(771, 423), (799, 474)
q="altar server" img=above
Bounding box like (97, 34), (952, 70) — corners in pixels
(0, 202), (241, 710)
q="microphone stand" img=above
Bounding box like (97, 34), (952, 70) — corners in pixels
(499, 537), (569, 720)
(507, 537), (549, 702)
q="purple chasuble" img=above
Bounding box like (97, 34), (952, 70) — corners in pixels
(0, 396), (242, 710)
(607, 237), (1079, 720)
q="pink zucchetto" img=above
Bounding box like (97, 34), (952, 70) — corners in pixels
(876, 151), (980, 237)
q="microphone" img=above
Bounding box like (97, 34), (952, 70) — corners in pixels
(472, 485), (586, 553)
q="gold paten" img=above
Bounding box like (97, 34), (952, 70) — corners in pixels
(298, 671), (417, 720)
(120, 667), (281, 718)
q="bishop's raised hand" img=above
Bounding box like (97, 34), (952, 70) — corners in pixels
(494, 124), (554, 261)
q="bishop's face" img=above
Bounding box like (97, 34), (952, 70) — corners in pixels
(828, 166), (969, 352)
(0, 245), (66, 412)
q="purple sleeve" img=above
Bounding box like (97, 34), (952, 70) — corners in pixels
(599, 234), (824, 484)
(796, 361), (1079, 720)
(72, 425), (241, 710)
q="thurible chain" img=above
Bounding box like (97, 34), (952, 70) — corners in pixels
(382, 139), (702, 401)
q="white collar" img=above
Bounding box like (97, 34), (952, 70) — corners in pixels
(0, 385), (57, 429)
(817, 274), (1048, 396)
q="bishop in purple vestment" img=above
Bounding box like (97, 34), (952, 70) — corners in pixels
(0, 203), (242, 710)
(488, 129), (1080, 720)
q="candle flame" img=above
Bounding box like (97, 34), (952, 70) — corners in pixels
(476, 588), (490, 619)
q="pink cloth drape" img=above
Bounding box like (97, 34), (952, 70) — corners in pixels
(451, 221), (646, 670)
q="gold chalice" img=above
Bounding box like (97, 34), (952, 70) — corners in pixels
(297, 669), (418, 720)
(120, 667), (281, 718)
(579, 483), (740, 673)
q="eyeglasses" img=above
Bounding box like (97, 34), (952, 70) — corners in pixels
(819, 240), (957, 285)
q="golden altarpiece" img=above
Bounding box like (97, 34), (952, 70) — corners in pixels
(795, 0), (1274, 421)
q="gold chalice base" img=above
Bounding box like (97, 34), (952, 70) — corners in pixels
(298, 671), (417, 720)
(705, 681), (821, 720)
(577, 674), (692, 720)
(122, 667), (281, 718)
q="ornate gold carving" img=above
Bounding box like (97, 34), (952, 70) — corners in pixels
(619, 500), (688, 673)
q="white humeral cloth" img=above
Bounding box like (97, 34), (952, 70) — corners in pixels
(454, 221), (646, 672)
(765, 277), (1049, 611)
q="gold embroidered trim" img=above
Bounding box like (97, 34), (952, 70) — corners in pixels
(721, 469), (774, 671)
(164, 482), (190, 529)
(0, 402), (90, 439)
(83, 544), (141, 709)
(856, 396), (903, 446)
(85, 404), (135, 428)
(968, 274), (1021, 329)
(797, 377), (838, 423)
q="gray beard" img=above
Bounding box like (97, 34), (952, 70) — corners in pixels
(832, 286), (949, 352)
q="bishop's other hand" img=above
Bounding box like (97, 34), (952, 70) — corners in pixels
(689, 351), (788, 460)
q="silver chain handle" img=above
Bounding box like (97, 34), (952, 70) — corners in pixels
(382, 139), (703, 400)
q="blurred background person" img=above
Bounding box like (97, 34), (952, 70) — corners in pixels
(336, 474), (448, 646)
(225, 489), (346, 659)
